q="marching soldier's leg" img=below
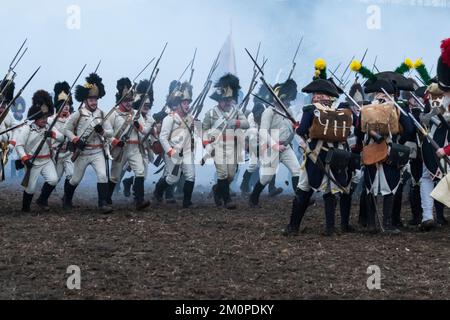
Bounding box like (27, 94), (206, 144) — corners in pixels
(64, 157), (89, 209)
(282, 147), (301, 193)
(222, 164), (237, 210)
(408, 159), (423, 226)
(358, 190), (368, 227)
(36, 162), (58, 211)
(213, 162), (227, 207)
(22, 166), (41, 212)
(420, 167), (436, 230)
(107, 159), (124, 205)
(323, 192), (337, 236)
(154, 155), (173, 203)
(182, 160), (195, 209)
(250, 160), (275, 207)
(268, 175), (283, 197)
(55, 158), (65, 183)
(340, 192), (354, 233)
(382, 194), (400, 234)
(392, 182), (404, 228)
(240, 168), (254, 195)
(363, 167), (377, 232)
(283, 168), (313, 236)
(408, 182), (422, 226)
(435, 200), (448, 226)
(91, 154), (113, 213)
(122, 176), (134, 198)
(128, 151), (150, 210)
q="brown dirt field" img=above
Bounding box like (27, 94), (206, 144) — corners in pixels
(1, 182), (449, 300)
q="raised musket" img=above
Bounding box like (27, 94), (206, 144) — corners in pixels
(287, 36), (303, 80)
(0, 66), (41, 127)
(111, 43), (167, 163)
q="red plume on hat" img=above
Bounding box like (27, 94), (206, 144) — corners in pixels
(441, 38), (450, 66)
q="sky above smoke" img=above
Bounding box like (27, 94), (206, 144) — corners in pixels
(2, 0), (449, 110)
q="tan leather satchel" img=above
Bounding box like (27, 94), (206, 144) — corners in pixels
(309, 104), (353, 142)
(361, 103), (400, 136)
(362, 141), (389, 166)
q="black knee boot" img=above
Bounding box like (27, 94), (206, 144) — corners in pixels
(154, 178), (169, 203)
(165, 184), (176, 204)
(358, 191), (368, 227)
(284, 189), (313, 236)
(22, 191), (34, 212)
(408, 184), (422, 226)
(240, 170), (253, 195)
(62, 179), (77, 210)
(340, 193), (354, 232)
(435, 201), (448, 225)
(268, 175), (283, 197)
(383, 194), (399, 234)
(249, 181), (266, 207)
(106, 181), (116, 205)
(36, 182), (56, 211)
(183, 181), (195, 209)
(212, 183), (222, 207)
(291, 176), (299, 193)
(221, 179), (236, 210)
(97, 183), (113, 214)
(392, 184), (404, 228)
(122, 177), (134, 198)
(366, 193), (377, 233)
(134, 177), (150, 210)
(323, 193), (337, 236)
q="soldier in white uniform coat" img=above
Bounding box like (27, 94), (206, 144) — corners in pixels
(121, 79), (155, 199)
(154, 82), (196, 208)
(202, 74), (250, 210)
(249, 79), (301, 207)
(62, 73), (113, 213)
(0, 80), (18, 178)
(106, 78), (150, 211)
(15, 90), (63, 212)
(50, 82), (74, 186)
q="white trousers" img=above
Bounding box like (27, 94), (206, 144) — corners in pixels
(259, 146), (300, 186)
(70, 150), (108, 185)
(420, 166), (435, 222)
(110, 145), (145, 183)
(163, 152), (195, 185)
(56, 152), (74, 182)
(25, 159), (58, 194)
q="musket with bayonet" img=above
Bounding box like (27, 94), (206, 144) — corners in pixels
(190, 50), (221, 119)
(0, 66), (41, 128)
(0, 109), (45, 137)
(189, 48), (197, 84)
(111, 43), (167, 163)
(353, 48), (368, 82)
(340, 55), (356, 84)
(240, 58), (268, 114)
(21, 64), (87, 187)
(71, 57), (156, 163)
(240, 43), (262, 114)
(0, 40), (28, 107)
(287, 36), (303, 80)
(1, 39), (27, 88)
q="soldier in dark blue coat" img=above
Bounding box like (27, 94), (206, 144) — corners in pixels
(351, 68), (416, 234)
(284, 71), (356, 236)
